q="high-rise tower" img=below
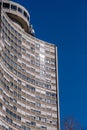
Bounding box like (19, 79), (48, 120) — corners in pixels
(0, 0), (60, 130)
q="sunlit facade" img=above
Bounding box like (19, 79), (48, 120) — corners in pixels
(0, 0), (60, 130)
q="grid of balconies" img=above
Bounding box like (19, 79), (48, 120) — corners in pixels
(0, 4), (59, 130)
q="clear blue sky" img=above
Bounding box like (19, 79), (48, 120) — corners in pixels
(13, 0), (87, 129)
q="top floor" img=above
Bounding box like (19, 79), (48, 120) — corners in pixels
(0, 0), (35, 35)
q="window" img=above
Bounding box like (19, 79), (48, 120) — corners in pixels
(24, 11), (27, 18)
(30, 116), (35, 120)
(3, 3), (10, 9)
(46, 99), (51, 103)
(51, 58), (55, 65)
(45, 84), (51, 89)
(41, 126), (47, 130)
(6, 108), (21, 120)
(22, 126), (31, 130)
(6, 116), (12, 123)
(35, 110), (41, 114)
(52, 121), (57, 125)
(31, 47), (35, 52)
(26, 84), (35, 92)
(45, 59), (50, 64)
(27, 16), (29, 21)
(11, 4), (17, 10)
(0, 102), (2, 108)
(36, 116), (39, 121)
(46, 92), (51, 96)
(17, 79), (21, 84)
(31, 121), (36, 126)
(36, 102), (41, 107)
(52, 93), (57, 98)
(36, 96), (41, 100)
(36, 43), (40, 48)
(41, 118), (46, 122)
(18, 87), (21, 91)
(13, 106), (17, 111)
(40, 70), (45, 75)
(18, 7), (22, 13)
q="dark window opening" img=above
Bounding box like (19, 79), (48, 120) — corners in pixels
(3, 3), (10, 9)
(27, 16), (29, 21)
(24, 11), (27, 18)
(0, 102), (2, 107)
(18, 7), (22, 13)
(11, 4), (17, 10)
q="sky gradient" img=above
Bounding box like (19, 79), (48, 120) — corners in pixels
(13, 0), (87, 129)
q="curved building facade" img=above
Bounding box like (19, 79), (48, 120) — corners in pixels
(0, 0), (60, 130)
